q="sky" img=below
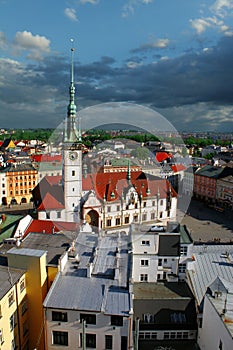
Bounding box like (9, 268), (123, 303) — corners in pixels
(1, 0), (233, 132)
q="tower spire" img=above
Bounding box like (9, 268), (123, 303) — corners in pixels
(65, 38), (81, 144)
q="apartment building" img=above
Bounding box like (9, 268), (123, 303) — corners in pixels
(0, 163), (37, 205)
(43, 230), (133, 350)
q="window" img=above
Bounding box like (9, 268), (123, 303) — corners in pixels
(0, 329), (3, 344)
(143, 202), (146, 207)
(111, 315), (123, 327)
(8, 291), (14, 307)
(140, 274), (148, 282)
(124, 216), (129, 224)
(140, 259), (149, 266)
(106, 219), (112, 227)
(46, 212), (50, 219)
(179, 263), (186, 273)
(80, 334), (96, 348)
(57, 211), (61, 219)
(121, 336), (127, 350)
(141, 240), (150, 246)
(152, 201), (155, 206)
(143, 314), (154, 323)
(80, 313), (96, 325)
(21, 300), (27, 316)
(133, 215), (138, 222)
(107, 206), (111, 213)
(151, 212), (155, 220)
(180, 246), (188, 256)
(53, 331), (68, 346)
(115, 218), (120, 226)
(52, 311), (68, 322)
(20, 278), (26, 293)
(23, 320), (29, 336)
(72, 170), (75, 176)
(159, 212), (163, 218)
(10, 314), (15, 331)
(160, 200), (163, 205)
(117, 205), (120, 211)
(105, 335), (113, 349)
(142, 213), (147, 221)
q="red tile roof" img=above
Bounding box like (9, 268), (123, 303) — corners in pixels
(156, 152), (173, 162)
(37, 192), (64, 211)
(171, 164), (187, 172)
(83, 171), (176, 201)
(24, 219), (78, 236)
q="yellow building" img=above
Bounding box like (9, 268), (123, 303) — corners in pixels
(0, 265), (28, 350)
(7, 248), (48, 350)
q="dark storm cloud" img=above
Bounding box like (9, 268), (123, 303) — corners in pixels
(1, 35), (233, 130)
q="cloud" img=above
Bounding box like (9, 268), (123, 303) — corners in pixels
(131, 38), (170, 53)
(12, 31), (50, 60)
(1, 35), (233, 131)
(0, 31), (7, 50)
(122, 0), (154, 17)
(210, 0), (233, 17)
(64, 7), (78, 21)
(79, 0), (99, 4)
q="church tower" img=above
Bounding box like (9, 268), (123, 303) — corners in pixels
(62, 42), (82, 222)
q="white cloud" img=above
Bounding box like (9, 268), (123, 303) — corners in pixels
(79, 0), (99, 4)
(132, 38), (170, 53)
(211, 0), (233, 17)
(126, 61), (142, 68)
(12, 31), (50, 60)
(122, 0), (154, 17)
(64, 7), (78, 21)
(190, 18), (212, 34)
(190, 15), (232, 36)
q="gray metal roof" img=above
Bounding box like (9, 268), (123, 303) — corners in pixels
(21, 232), (72, 265)
(44, 231), (131, 315)
(7, 247), (46, 257)
(0, 265), (25, 300)
(187, 244), (233, 306)
(44, 274), (130, 315)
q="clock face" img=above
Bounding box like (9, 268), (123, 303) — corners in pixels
(69, 151), (78, 160)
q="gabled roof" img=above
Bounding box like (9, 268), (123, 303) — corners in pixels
(37, 192), (64, 211)
(24, 219), (78, 236)
(83, 171), (176, 202)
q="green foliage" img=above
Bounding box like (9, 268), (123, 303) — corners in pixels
(0, 129), (54, 142)
(131, 146), (149, 160)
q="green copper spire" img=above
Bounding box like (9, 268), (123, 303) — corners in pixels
(65, 39), (81, 144)
(127, 160), (131, 183)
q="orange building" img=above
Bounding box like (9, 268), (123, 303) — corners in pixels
(1, 163), (38, 205)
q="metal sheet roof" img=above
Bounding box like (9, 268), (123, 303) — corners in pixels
(187, 244), (233, 306)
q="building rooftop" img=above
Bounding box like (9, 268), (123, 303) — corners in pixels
(0, 265), (25, 300)
(187, 244), (233, 306)
(0, 214), (24, 242)
(20, 232), (73, 265)
(7, 247), (46, 258)
(133, 282), (193, 300)
(44, 231), (131, 316)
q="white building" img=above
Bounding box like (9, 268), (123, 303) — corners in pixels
(43, 230), (133, 350)
(187, 244), (233, 350)
(130, 222), (193, 283)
